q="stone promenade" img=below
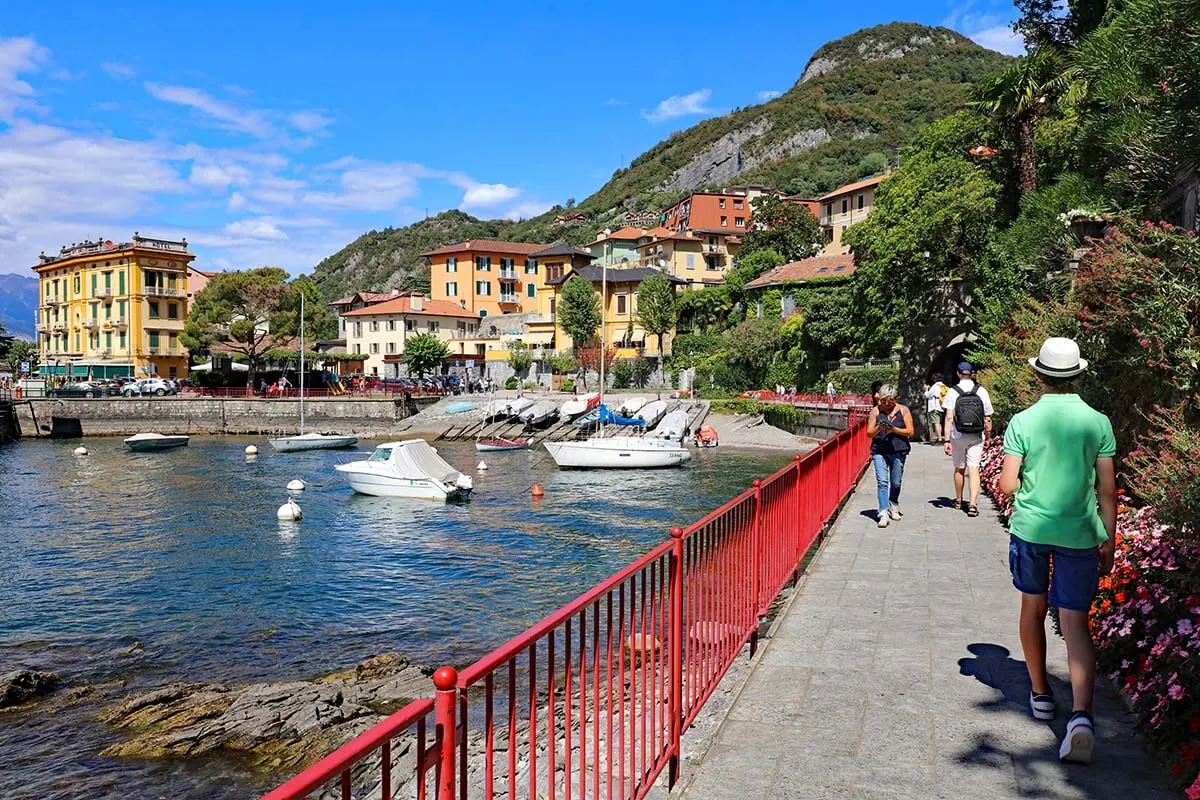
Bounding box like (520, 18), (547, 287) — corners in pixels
(679, 444), (1177, 800)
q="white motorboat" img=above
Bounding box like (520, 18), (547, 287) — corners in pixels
(638, 400), (669, 428)
(543, 261), (689, 470)
(519, 399), (559, 427)
(652, 409), (689, 441)
(560, 392), (600, 419)
(544, 437), (692, 469)
(269, 292), (357, 453)
(335, 440), (474, 500)
(620, 396), (648, 415)
(502, 397), (535, 420)
(269, 432), (358, 452)
(125, 433), (190, 451)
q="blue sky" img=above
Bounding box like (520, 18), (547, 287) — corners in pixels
(0, 0), (1021, 278)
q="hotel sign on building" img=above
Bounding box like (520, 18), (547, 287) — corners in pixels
(32, 234), (195, 380)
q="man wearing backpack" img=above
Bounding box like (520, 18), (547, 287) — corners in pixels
(942, 361), (993, 516)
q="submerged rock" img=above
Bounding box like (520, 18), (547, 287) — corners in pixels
(98, 652), (432, 772)
(0, 669), (59, 708)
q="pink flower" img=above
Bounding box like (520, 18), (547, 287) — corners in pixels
(1169, 684), (1186, 701)
(1179, 619), (1194, 635)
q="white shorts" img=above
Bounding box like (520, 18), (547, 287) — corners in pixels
(952, 434), (984, 469)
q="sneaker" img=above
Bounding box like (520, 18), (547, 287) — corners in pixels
(888, 504), (903, 520)
(1060, 711), (1095, 763)
(877, 512), (890, 528)
(1030, 691), (1055, 721)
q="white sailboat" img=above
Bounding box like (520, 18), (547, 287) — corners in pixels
(545, 265), (690, 470)
(270, 292), (358, 452)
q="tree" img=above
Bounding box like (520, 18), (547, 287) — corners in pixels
(403, 333), (449, 378)
(508, 341), (533, 376)
(971, 49), (1071, 195)
(557, 275), (602, 352)
(722, 318), (782, 389)
(4, 340), (38, 376)
(724, 249), (785, 310)
(0, 320), (12, 361)
(1014, 0), (1116, 50)
(292, 276), (339, 341)
(181, 267), (296, 386)
(635, 274), (677, 384)
(677, 286), (732, 333)
(740, 195), (823, 261)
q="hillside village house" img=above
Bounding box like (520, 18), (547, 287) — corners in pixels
(425, 240), (547, 318)
(663, 186), (776, 232)
(820, 175), (887, 254)
(329, 290), (401, 338)
(341, 294), (481, 377)
(636, 227), (742, 288)
(32, 234), (194, 380)
(743, 252), (858, 318)
(589, 227), (647, 266)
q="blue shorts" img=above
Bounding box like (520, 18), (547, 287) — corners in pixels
(1008, 535), (1100, 612)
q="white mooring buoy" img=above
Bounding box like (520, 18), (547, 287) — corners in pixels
(245, 445), (259, 456)
(73, 446), (88, 456)
(276, 498), (303, 521)
(286, 479), (306, 492)
(477, 460), (488, 471)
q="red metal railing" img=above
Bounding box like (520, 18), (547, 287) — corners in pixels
(263, 408), (872, 800)
(182, 386), (447, 399)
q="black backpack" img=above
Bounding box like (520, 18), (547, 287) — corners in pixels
(952, 384), (986, 434)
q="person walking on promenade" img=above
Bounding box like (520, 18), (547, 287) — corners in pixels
(998, 337), (1116, 764)
(866, 385), (914, 528)
(923, 375), (948, 444)
(942, 361), (993, 516)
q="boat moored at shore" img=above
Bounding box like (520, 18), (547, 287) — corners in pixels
(335, 440), (474, 500)
(124, 433), (190, 451)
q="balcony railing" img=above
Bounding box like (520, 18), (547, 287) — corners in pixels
(83, 319), (99, 329)
(499, 293), (519, 304)
(145, 286), (182, 297)
(51, 322), (66, 332)
(498, 267), (518, 280)
(109, 317), (127, 328)
(35, 323), (48, 333)
(95, 287), (113, 298)
(45, 296), (63, 306)
(96, 349), (110, 358)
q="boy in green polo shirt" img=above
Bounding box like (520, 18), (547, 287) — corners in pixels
(998, 337), (1117, 765)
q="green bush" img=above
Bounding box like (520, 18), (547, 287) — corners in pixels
(611, 360), (634, 389)
(711, 398), (811, 429)
(825, 365), (898, 395)
(504, 376), (519, 390)
(560, 378), (575, 393)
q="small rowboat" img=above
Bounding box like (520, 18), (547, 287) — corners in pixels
(476, 437), (531, 452)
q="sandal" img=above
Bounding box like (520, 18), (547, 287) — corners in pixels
(967, 505), (979, 517)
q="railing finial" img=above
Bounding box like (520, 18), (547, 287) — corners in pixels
(433, 665), (458, 690)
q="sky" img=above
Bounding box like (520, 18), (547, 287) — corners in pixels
(0, 0), (1023, 279)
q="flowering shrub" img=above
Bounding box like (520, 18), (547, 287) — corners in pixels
(980, 439), (1200, 793)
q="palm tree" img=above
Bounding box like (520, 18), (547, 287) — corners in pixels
(971, 49), (1074, 195)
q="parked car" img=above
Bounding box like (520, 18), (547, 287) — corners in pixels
(122, 378), (176, 397)
(49, 382), (112, 398)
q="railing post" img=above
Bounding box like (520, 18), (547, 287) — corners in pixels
(750, 479), (763, 654)
(668, 526), (684, 786)
(433, 666), (458, 800)
(791, 455), (803, 582)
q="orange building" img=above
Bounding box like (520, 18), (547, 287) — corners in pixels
(819, 175), (887, 254)
(663, 190), (762, 232)
(425, 240), (547, 318)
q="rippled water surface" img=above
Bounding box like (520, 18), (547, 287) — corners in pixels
(0, 436), (793, 799)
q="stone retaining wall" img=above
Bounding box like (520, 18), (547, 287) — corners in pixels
(15, 397), (428, 438)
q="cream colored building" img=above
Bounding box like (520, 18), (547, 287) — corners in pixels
(819, 175), (886, 254)
(341, 294), (481, 377)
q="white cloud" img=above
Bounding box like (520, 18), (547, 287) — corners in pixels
(301, 161), (426, 210)
(503, 200), (553, 221)
(101, 62), (136, 79)
(643, 89), (714, 123)
(228, 192), (247, 211)
(461, 182), (520, 209)
(601, 98), (625, 107)
(969, 25), (1027, 55)
(0, 36), (50, 119)
(287, 110), (333, 133)
(145, 82), (274, 138)
(224, 218), (287, 241)
(189, 163), (250, 190)
(756, 90), (782, 102)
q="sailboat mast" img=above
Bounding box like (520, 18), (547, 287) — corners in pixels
(599, 261), (607, 437)
(299, 291), (305, 434)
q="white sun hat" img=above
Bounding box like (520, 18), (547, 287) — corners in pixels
(1029, 337), (1089, 378)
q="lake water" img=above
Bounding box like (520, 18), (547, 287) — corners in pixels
(0, 436), (794, 799)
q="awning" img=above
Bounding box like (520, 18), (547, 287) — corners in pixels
(523, 330), (556, 345)
(190, 360), (250, 373)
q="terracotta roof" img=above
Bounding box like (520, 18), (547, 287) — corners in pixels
(819, 175), (887, 201)
(689, 227), (742, 236)
(547, 266), (687, 287)
(342, 297), (479, 319)
(329, 291), (400, 307)
(421, 240), (546, 257)
(530, 242), (594, 259)
(744, 254), (857, 289)
(643, 226), (676, 239)
(591, 226), (649, 244)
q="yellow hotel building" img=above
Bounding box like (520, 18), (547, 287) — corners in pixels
(32, 234), (194, 380)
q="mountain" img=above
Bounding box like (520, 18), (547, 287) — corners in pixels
(311, 22), (1011, 301)
(0, 273), (38, 340)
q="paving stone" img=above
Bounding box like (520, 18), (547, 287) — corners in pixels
(679, 446), (1174, 800)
